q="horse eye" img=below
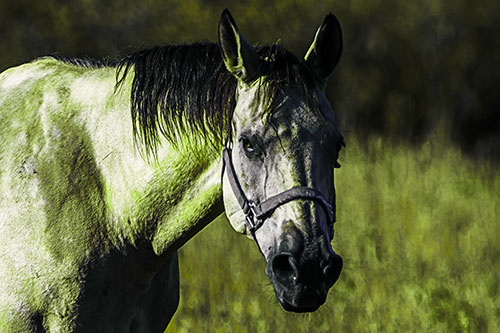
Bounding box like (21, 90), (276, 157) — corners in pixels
(241, 138), (256, 155)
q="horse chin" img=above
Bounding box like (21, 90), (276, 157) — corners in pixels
(272, 283), (327, 313)
(278, 298), (321, 313)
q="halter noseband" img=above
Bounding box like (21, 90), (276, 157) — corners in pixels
(221, 147), (336, 247)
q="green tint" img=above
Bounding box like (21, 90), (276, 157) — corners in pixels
(168, 135), (499, 332)
(2, 0), (499, 156)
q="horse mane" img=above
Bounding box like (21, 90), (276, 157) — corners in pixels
(52, 42), (319, 156)
(116, 42), (236, 156)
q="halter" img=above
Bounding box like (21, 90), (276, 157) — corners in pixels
(221, 146), (336, 251)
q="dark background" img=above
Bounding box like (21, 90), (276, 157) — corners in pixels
(1, 0), (499, 160)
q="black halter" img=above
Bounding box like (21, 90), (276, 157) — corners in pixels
(221, 147), (336, 247)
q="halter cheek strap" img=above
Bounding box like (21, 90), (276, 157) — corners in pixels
(221, 147), (336, 244)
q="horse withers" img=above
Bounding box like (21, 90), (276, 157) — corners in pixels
(0, 9), (344, 332)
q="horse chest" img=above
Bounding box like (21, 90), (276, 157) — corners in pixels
(72, 250), (180, 332)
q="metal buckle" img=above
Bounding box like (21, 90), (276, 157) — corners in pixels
(245, 202), (260, 232)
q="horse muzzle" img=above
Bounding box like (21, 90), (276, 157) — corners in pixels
(266, 244), (343, 313)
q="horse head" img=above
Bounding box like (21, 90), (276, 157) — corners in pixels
(219, 9), (344, 313)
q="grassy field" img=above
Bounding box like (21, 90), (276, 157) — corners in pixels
(167, 136), (500, 332)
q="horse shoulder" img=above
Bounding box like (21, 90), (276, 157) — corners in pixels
(0, 58), (125, 329)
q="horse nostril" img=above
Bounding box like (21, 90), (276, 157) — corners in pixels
(323, 254), (343, 287)
(271, 253), (300, 286)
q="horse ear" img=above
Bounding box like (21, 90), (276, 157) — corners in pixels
(304, 13), (343, 87)
(218, 9), (263, 84)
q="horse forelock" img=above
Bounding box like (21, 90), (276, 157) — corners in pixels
(254, 45), (321, 120)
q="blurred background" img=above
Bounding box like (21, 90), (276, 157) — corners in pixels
(2, 0), (499, 158)
(2, 0), (498, 331)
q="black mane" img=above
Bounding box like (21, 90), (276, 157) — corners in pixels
(116, 42), (236, 156)
(53, 42), (319, 156)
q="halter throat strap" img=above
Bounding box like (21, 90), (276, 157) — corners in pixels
(222, 148), (336, 237)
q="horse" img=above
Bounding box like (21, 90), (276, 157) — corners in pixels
(0, 9), (344, 332)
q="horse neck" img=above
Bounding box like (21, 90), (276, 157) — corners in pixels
(93, 75), (224, 257)
(148, 145), (224, 257)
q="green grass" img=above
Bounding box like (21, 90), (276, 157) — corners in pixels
(167, 136), (500, 332)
